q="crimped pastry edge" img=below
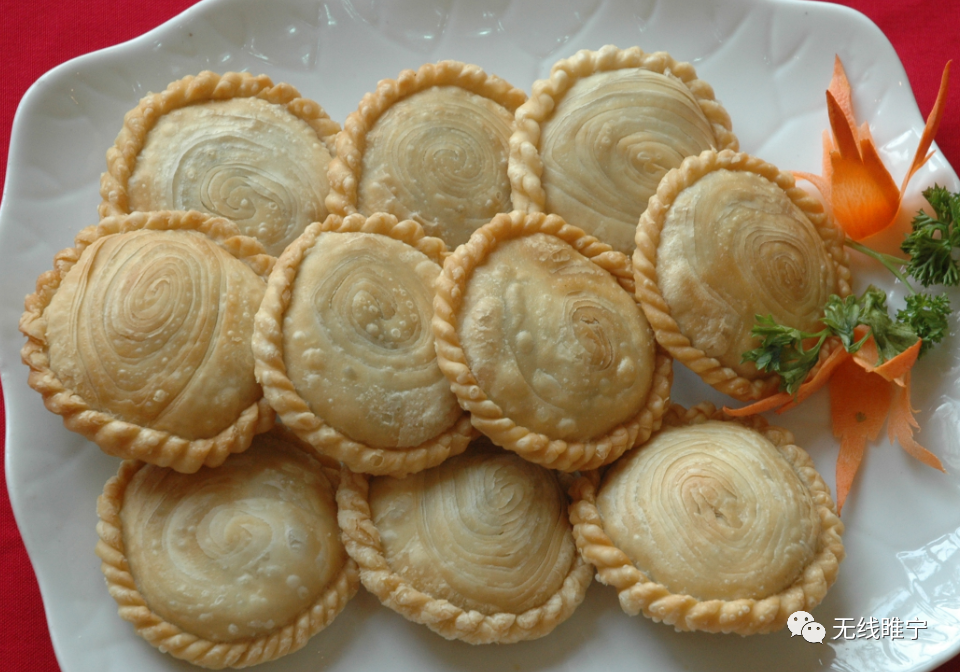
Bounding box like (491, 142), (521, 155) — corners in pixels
(98, 70), (340, 220)
(568, 402), (845, 635)
(252, 211), (476, 478)
(335, 465), (593, 644)
(508, 44), (739, 215)
(432, 210), (673, 472)
(632, 148), (853, 401)
(324, 59), (527, 219)
(95, 432), (360, 669)
(19, 210), (276, 473)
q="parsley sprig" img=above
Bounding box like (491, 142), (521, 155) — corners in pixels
(741, 316), (831, 395)
(743, 185), (956, 393)
(898, 292), (951, 356)
(902, 185), (960, 287)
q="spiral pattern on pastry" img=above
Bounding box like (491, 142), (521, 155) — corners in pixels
(119, 435), (348, 643)
(283, 231), (461, 448)
(538, 69), (718, 253)
(358, 86), (514, 246)
(656, 169), (836, 377)
(45, 229), (265, 440)
(596, 420), (820, 601)
(368, 446), (576, 615)
(457, 232), (655, 441)
(128, 97), (332, 256)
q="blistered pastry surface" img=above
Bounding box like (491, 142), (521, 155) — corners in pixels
(45, 228), (265, 440)
(432, 211), (672, 471)
(457, 232), (655, 442)
(283, 231), (461, 448)
(126, 98), (331, 257)
(539, 69), (717, 253)
(597, 420), (819, 601)
(253, 212), (473, 477)
(120, 436), (347, 642)
(368, 447), (576, 615)
(657, 169), (836, 377)
(358, 86), (513, 247)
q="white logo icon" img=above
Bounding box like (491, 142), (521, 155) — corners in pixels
(788, 611), (815, 637)
(802, 621), (826, 643)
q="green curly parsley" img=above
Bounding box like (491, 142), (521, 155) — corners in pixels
(901, 185), (960, 287)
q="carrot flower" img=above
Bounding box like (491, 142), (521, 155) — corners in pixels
(794, 56), (951, 242)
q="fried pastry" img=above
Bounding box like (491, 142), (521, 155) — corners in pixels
(634, 149), (851, 400)
(510, 45), (738, 254)
(336, 438), (592, 644)
(326, 60), (526, 247)
(96, 427), (359, 668)
(100, 71), (340, 256)
(20, 210), (275, 472)
(253, 212), (474, 477)
(433, 210), (672, 471)
(569, 403), (844, 635)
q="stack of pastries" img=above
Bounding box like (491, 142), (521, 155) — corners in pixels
(19, 45), (844, 668)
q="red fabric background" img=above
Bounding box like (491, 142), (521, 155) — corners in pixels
(1, 1), (958, 670)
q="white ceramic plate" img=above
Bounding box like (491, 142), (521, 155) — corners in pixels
(3, 0), (960, 670)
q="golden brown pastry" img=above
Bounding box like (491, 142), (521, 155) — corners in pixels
(20, 210), (275, 473)
(336, 438), (593, 644)
(253, 212), (474, 477)
(100, 71), (339, 256)
(634, 149), (852, 400)
(326, 60), (526, 248)
(433, 210), (672, 471)
(96, 427), (359, 668)
(569, 403), (844, 635)
(510, 45), (738, 254)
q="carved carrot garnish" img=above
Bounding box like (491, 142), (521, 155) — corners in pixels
(795, 56), (952, 242)
(830, 333), (941, 514)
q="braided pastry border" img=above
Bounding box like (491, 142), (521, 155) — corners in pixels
(97, 70), (340, 230)
(324, 59), (527, 222)
(336, 465), (593, 644)
(252, 212), (477, 478)
(99, 70), (340, 223)
(568, 402), (845, 635)
(633, 148), (853, 401)
(19, 210), (276, 473)
(432, 210), (673, 472)
(95, 440), (360, 669)
(508, 44), (739, 222)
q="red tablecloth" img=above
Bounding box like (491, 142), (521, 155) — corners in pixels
(1, 1), (958, 670)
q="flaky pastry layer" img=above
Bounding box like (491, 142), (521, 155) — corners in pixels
(96, 428), (359, 668)
(633, 149), (852, 401)
(99, 71), (340, 256)
(325, 60), (526, 248)
(509, 44), (738, 254)
(569, 403), (845, 635)
(252, 212), (475, 477)
(336, 443), (593, 644)
(20, 210), (275, 473)
(432, 210), (672, 471)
